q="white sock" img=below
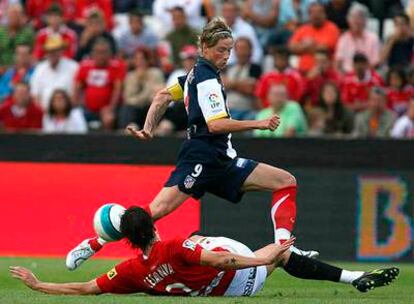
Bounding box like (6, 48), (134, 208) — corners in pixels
(275, 228), (291, 244)
(339, 270), (365, 284)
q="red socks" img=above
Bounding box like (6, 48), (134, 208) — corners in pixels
(271, 186), (297, 243)
(88, 237), (104, 252)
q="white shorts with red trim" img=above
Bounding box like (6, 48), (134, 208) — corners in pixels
(195, 236), (268, 296)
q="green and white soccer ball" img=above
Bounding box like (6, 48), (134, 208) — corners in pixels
(93, 203), (126, 242)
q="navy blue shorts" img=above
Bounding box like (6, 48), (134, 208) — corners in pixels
(165, 139), (258, 203)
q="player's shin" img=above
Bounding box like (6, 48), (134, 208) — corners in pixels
(271, 186), (297, 244)
(283, 252), (342, 282)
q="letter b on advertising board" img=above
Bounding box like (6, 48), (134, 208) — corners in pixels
(357, 176), (412, 261)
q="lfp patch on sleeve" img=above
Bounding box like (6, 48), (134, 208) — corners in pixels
(107, 268), (118, 280)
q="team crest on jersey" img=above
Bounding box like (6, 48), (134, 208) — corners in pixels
(182, 240), (197, 251)
(184, 175), (196, 189)
(107, 268), (117, 280)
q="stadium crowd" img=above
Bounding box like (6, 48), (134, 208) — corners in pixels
(0, 0), (413, 139)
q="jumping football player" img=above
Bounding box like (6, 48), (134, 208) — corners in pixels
(11, 207), (399, 297)
(67, 17), (317, 270)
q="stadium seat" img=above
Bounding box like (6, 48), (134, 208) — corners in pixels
(383, 18), (395, 39)
(112, 13), (129, 40)
(144, 15), (167, 39)
(367, 18), (380, 36)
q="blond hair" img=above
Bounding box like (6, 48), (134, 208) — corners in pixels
(199, 17), (233, 49)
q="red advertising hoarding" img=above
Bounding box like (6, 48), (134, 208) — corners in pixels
(0, 162), (199, 258)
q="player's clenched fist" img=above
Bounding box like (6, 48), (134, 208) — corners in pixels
(126, 125), (153, 140)
(257, 114), (280, 131)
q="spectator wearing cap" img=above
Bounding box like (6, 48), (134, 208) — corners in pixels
(0, 81), (42, 132)
(117, 9), (159, 61)
(0, 4), (34, 70)
(391, 97), (414, 138)
(255, 46), (304, 108)
(341, 53), (384, 112)
(32, 4), (78, 60)
(30, 35), (79, 111)
(76, 11), (117, 61)
(74, 39), (126, 130)
(222, 0), (263, 66)
(289, 2), (340, 74)
(222, 37), (262, 120)
(380, 13), (414, 69)
(0, 43), (34, 102)
(334, 3), (381, 74)
(165, 6), (199, 67)
(118, 47), (164, 129)
(353, 87), (395, 138)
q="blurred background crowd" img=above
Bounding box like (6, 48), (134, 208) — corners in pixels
(0, 0), (414, 139)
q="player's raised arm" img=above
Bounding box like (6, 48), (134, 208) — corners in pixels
(199, 238), (293, 270)
(9, 266), (101, 295)
(127, 87), (174, 140)
(207, 115), (280, 134)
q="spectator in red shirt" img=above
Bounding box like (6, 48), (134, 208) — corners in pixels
(255, 47), (305, 108)
(33, 4), (78, 60)
(385, 67), (414, 116)
(341, 53), (384, 112)
(305, 49), (341, 106)
(0, 81), (42, 131)
(73, 38), (126, 130)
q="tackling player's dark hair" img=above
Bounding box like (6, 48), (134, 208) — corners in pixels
(120, 206), (155, 250)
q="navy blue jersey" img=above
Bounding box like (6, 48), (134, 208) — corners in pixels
(178, 57), (237, 159)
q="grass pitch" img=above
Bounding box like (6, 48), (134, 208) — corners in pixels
(1, 257), (412, 304)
